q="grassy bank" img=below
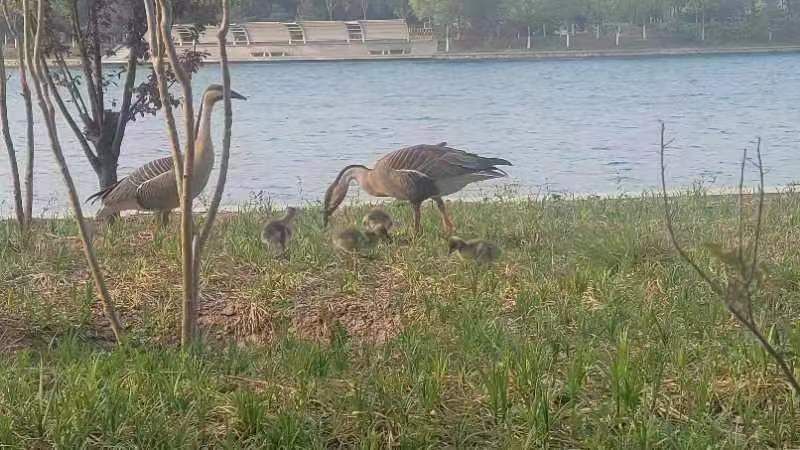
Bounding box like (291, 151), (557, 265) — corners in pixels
(2, 191), (800, 447)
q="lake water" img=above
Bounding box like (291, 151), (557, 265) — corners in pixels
(1, 53), (799, 216)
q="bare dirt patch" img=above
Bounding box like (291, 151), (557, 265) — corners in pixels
(197, 266), (413, 346)
(0, 316), (32, 353)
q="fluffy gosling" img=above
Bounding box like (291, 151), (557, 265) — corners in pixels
(362, 208), (393, 240)
(448, 236), (501, 264)
(333, 227), (378, 253)
(261, 207), (298, 256)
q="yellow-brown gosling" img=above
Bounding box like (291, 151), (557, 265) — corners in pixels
(323, 142), (511, 235)
(362, 208), (393, 240)
(448, 236), (501, 264)
(87, 85), (246, 224)
(333, 227), (378, 253)
(261, 207), (298, 256)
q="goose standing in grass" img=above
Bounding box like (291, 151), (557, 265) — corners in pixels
(323, 143), (511, 235)
(261, 207), (298, 256)
(362, 208), (393, 240)
(332, 227), (378, 253)
(448, 236), (501, 264)
(87, 85), (247, 223)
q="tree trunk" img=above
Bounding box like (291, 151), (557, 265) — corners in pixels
(25, 0), (124, 343)
(0, 45), (24, 229)
(88, 110), (122, 190)
(326, 0), (334, 20)
(97, 157), (118, 190)
(153, 0), (198, 347)
(527, 25), (531, 49)
(701, 9), (706, 41)
(21, 67), (34, 225)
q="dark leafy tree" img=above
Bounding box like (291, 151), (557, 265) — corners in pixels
(42, 0), (207, 200)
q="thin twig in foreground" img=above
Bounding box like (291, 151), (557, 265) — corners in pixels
(659, 123), (799, 397)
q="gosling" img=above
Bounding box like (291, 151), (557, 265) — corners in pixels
(333, 227), (378, 253)
(448, 236), (501, 264)
(362, 208), (393, 240)
(261, 207), (298, 256)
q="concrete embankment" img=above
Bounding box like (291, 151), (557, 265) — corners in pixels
(3, 45), (800, 66)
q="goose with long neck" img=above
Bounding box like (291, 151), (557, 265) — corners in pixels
(323, 143), (512, 235)
(88, 84), (246, 222)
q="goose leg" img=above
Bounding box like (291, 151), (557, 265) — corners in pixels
(433, 197), (455, 234)
(156, 210), (171, 228)
(411, 202), (422, 236)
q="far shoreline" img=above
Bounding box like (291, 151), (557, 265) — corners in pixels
(3, 44), (800, 67)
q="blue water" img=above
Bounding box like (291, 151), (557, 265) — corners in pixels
(1, 53), (799, 215)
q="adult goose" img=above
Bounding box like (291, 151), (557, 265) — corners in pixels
(87, 84), (246, 222)
(323, 143), (511, 234)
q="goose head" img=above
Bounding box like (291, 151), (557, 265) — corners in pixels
(203, 84), (247, 103)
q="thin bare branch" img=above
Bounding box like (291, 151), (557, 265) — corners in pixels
(42, 60), (101, 171)
(660, 123), (799, 397)
(143, 0), (183, 195)
(15, 0), (34, 225)
(0, 43), (25, 229)
(109, 47), (139, 159)
(196, 0), (232, 253)
(88, 0), (103, 129)
(1, 0), (16, 36)
(749, 138), (764, 285)
(729, 306), (800, 396)
(54, 54), (91, 124)
(193, 0), (234, 303)
(659, 122), (723, 295)
(150, 0), (197, 346)
(737, 147), (747, 266)
(69, 0), (102, 126)
(24, 0), (124, 342)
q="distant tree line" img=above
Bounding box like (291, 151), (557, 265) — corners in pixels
(182, 0), (797, 42)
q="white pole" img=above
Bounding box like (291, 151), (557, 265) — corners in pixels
(642, 23), (647, 40)
(700, 10), (706, 41)
(566, 32), (570, 48)
(571, 23), (575, 35)
(543, 23), (546, 38)
(445, 24), (450, 52)
(616, 26), (621, 47)
(527, 25), (531, 49)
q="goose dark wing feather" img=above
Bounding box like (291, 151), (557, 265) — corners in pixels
(90, 156), (175, 206)
(375, 144), (510, 180)
(127, 156), (174, 186)
(136, 170), (179, 211)
(391, 169), (440, 202)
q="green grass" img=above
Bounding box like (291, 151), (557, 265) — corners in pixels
(2, 190), (800, 448)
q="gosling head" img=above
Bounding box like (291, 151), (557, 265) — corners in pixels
(362, 209), (393, 236)
(283, 206), (298, 222)
(448, 236), (466, 255)
(203, 84), (247, 103)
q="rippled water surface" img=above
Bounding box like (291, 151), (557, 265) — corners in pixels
(1, 53), (799, 214)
